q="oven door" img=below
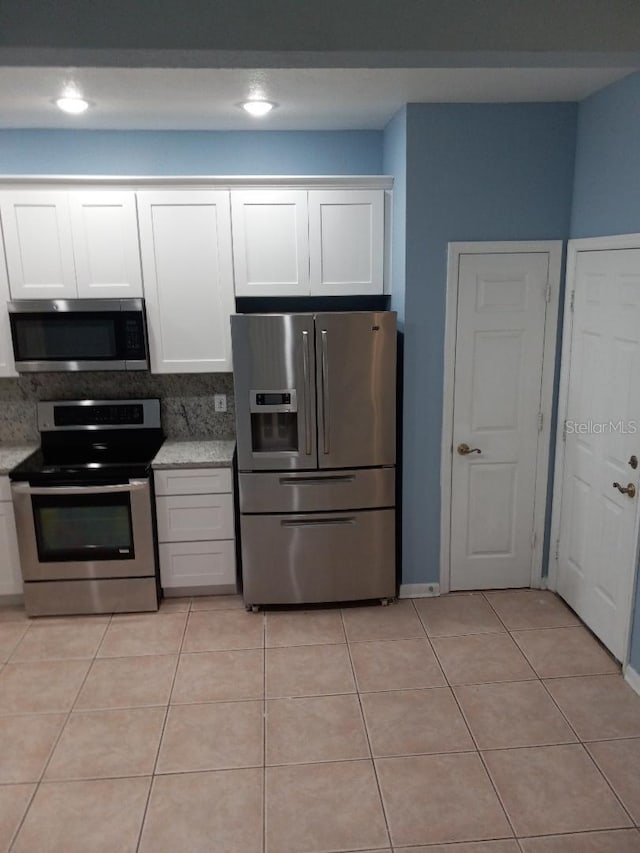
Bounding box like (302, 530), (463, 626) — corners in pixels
(11, 480), (156, 581)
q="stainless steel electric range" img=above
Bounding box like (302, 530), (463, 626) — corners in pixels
(9, 399), (165, 617)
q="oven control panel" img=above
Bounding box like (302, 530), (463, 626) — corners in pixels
(37, 399), (162, 432)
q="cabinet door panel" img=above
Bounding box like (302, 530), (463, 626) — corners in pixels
(0, 245), (16, 376)
(154, 468), (232, 497)
(70, 191), (142, 298)
(156, 494), (235, 543)
(309, 190), (384, 296)
(0, 191), (76, 299)
(138, 191), (234, 373)
(232, 190), (309, 296)
(159, 540), (236, 590)
(0, 497), (23, 596)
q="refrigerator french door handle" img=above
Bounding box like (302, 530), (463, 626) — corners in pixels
(321, 329), (330, 455)
(302, 330), (312, 456)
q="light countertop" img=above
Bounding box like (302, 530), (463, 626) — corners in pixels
(0, 444), (38, 476)
(152, 439), (236, 469)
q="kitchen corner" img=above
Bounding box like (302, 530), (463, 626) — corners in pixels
(0, 445), (39, 476)
(0, 375), (238, 611)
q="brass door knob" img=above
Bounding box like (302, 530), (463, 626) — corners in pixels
(613, 482), (636, 498)
(457, 443), (482, 456)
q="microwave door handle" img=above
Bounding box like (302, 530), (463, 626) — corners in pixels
(321, 329), (330, 455)
(302, 330), (312, 456)
(11, 480), (148, 496)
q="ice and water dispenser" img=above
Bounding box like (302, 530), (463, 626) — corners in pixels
(249, 390), (299, 453)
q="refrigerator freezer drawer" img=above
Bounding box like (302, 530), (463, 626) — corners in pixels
(239, 467), (395, 513)
(240, 508), (395, 605)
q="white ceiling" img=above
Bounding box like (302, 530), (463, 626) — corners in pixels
(0, 66), (633, 131)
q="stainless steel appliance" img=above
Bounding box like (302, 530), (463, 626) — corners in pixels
(8, 299), (149, 372)
(10, 399), (164, 616)
(231, 311), (397, 608)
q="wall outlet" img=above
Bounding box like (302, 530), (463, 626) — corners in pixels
(214, 394), (227, 413)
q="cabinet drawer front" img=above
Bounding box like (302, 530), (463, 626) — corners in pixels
(240, 508), (395, 605)
(160, 540), (236, 589)
(154, 468), (232, 496)
(156, 494), (234, 542)
(239, 467), (395, 513)
(0, 477), (12, 502)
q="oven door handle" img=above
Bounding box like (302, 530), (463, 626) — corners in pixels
(11, 480), (149, 496)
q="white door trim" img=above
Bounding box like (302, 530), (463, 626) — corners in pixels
(440, 240), (562, 594)
(549, 232), (640, 667)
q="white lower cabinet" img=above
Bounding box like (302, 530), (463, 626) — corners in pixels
(155, 467), (236, 595)
(0, 478), (23, 597)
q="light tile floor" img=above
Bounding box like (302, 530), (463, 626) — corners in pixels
(0, 590), (639, 851)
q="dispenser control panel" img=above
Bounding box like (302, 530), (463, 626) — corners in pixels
(250, 390), (297, 413)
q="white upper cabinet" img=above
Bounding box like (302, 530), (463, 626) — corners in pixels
(0, 191), (77, 299)
(0, 190), (142, 300)
(69, 192), (143, 298)
(231, 190), (310, 296)
(231, 188), (385, 297)
(138, 190), (235, 373)
(308, 190), (384, 296)
(0, 245), (16, 377)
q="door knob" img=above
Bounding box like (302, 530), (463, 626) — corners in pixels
(457, 443), (482, 456)
(613, 482), (636, 498)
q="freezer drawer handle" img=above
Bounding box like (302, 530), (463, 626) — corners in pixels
(302, 330), (312, 456)
(321, 329), (330, 454)
(281, 517), (355, 528)
(279, 476), (355, 485)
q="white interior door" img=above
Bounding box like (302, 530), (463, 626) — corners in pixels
(556, 247), (640, 661)
(450, 251), (551, 590)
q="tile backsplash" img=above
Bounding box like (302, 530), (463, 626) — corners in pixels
(0, 373), (235, 443)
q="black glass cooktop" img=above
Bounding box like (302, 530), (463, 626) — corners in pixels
(10, 430), (165, 485)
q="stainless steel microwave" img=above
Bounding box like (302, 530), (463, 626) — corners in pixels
(8, 299), (150, 373)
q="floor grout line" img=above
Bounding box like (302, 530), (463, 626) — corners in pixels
(134, 607), (190, 853)
(433, 608), (521, 845)
(341, 606), (394, 851)
(262, 611), (267, 853)
(7, 611), (114, 852)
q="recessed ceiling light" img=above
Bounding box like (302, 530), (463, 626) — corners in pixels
(241, 100), (275, 117)
(55, 96), (90, 115)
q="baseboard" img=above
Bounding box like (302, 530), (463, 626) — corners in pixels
(624, 663), (640, 697)
(0, 593), (24, 606)
(399, 583), (440, 599)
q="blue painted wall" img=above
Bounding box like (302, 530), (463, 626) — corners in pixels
(401, 102), (577, 585)
(571, 72), (640, 238)
(568, 72), (640, 670)
(382, 108), (407, 325)
(0, 129), (383, 175)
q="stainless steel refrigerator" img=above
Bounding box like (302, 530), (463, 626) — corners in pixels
(231, 311), (397, 608)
